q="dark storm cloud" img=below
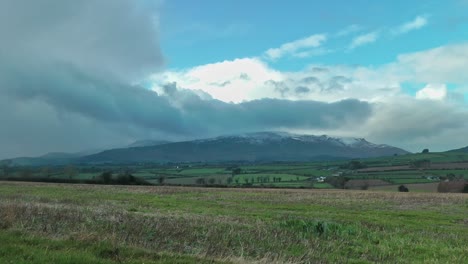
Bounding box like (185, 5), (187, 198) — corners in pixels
(0, 0), (168, 158)
(362, 99), (468, 152)
(0, 0), (163, 82)
(0, 0), (375, 159)
(164, 84), (373, 137)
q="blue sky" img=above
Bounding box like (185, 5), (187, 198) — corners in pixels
(160, 0), (468, 70)
(153, 0), (468, 106)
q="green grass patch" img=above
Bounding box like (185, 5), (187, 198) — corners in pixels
(1, 181), (467, 263)
(0, 230), (219, 264)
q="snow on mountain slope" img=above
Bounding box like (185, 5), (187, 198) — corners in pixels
(199, 132), (388, 149)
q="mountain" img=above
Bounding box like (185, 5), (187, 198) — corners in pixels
(6, 154), (78, 166)
(447, 146), (468, 153)
(81, 132), (410, 164)
(126, 140), (172, 148)
(4, 149), (104, 166)
(3, 141), (171, 166)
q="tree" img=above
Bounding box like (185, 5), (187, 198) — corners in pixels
(195, 178), (206, 185)
(463, 184), (468, 193)
(398, 185), (409, 192)
(422, 149), (429, 154)
(361, 182), (369, 190)
(99, 171), (113, 184)
(227, 177), (233, 185)
(325, 176), (350, 189)
(116, 173), (135, 184)
(157, 175), (166, 185)
(208, 178), (216, 185)
(339, 160), (366, 170)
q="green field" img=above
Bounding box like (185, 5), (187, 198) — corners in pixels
(0, 182), (466, 263)
(3, 151), (468, 190)
(362, 152), (468, 166)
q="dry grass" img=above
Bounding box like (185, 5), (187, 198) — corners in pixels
(1, 181), (467, 263)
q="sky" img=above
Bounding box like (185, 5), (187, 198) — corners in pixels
(1, 0), (468, 159)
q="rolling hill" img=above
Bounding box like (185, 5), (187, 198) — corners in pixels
(81, 132), (410, 164)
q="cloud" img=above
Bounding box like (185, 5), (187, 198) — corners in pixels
(0, 0), (168, 158)
(264, 34), (327, 60)
(157, 43), (468, 104)
(2, 1), (468, 158)
(152, 58), (283, 103)
(153, 83), (374, 142)
(155, 43), (468, 152)
(415, 84), (447, 100)
(336, 24), (363, 37)
(359, 98), (468, 152)
(392, 43), (468, 84)
(348, 31), (379, 49)
(0, 0), (373, 159)
(0, 0), (164, 83)
(393, 15), (428, 35)
(295, 86), (311, 94)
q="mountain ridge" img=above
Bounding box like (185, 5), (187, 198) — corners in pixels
(81, 132), (410, 164)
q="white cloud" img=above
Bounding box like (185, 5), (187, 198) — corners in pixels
(416, 84), (447, 100)
(153, 43), (468, 104)
(264, 34), (327, 60)
(392, 43), (468, 84)
(151, 58), (283, 103)
(336, 24), (362, 37)
(348, 31), (379, 49)
(393, 15), (428, 35)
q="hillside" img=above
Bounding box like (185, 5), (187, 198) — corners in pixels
(81, 132), (409, 163)
(448, 146), (468, 153)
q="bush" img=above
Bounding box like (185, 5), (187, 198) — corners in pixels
(99, 172), (113, 184)
(340, 160), (367, 170)
(195, 178), (206, 185)
(398, 185), (409, 192)
(463, 184), (468, 193)
(325, 176), (350, 189)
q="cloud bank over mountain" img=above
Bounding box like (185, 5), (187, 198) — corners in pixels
(1, 0), (468, 159)
(0, 0), (373, 159)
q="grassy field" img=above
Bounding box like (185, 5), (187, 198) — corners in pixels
(0, 182), (467, 263)
(3, 151), (468, 189)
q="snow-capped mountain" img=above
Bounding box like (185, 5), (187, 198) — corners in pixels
(196, 132), (392, 150)
(82, 132), (409, 163)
